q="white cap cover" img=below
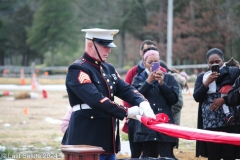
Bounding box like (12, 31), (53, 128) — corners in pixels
(81, 28), (119, 47)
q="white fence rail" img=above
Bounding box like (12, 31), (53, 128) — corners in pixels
(0, 64), (208, 77)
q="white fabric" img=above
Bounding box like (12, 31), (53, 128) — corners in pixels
(81, 28), (119, 40)
(136, 115), (142, 122)
(139, 101), (156, 119)
(145, 68), (150, 75)
(203, 71), (216, 93)
(222, 104), (230, 114)
(202, 63), (226, 94)
(221, 93), (230, 114)
(72, 104), (91, 111)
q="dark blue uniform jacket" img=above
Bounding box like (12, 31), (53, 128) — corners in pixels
(61, 52), (146, 153)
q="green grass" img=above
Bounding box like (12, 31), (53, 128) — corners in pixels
(121, 132), (129, 141)
(0, 147), (15, 159)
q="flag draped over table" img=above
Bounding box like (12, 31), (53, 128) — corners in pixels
(140, 113), (240, 146)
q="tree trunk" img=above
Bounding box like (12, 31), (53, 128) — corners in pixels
(26, 49), (30, 66)
(51, 49), (54, 66)
(40, 54), (44, 64)
(158, 1), (163, 44)
(189, 0), (195, 36)
(119, 30), (125, 68)
(22, 51), (26, 66)
(0, 50), (4, 65)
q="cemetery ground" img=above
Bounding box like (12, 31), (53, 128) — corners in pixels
(0, 78), (207, 160)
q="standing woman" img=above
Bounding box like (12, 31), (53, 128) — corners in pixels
(193, 48), (240, 160)
(132, 47), (179, 158)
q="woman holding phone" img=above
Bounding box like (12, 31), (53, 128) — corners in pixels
(193, 48), (240, 159)
(131, 47), (179, 159)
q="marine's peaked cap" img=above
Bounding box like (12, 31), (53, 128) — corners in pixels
(81, 28), (119, 48)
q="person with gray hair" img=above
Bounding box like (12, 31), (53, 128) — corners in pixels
(61, 28), (156, 160)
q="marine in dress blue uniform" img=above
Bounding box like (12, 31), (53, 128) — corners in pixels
(61, 29), (155, 158)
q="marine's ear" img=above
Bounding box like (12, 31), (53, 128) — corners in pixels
(87, 41), (93, 48)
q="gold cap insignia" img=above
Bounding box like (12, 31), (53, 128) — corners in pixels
(111, 31), (117, 36)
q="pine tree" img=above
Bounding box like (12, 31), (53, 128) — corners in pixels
(27, 0), (79, 66)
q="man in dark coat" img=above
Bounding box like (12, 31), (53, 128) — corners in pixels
(61, 28), (156, 160)
(228, 76), (240, 106)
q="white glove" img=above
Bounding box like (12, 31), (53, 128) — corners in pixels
(127, 106), (142, 120)
(139, 101), (156, 119)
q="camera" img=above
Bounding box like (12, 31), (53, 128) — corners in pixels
(211, 64), (220, 73)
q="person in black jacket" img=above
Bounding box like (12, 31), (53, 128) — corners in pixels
(228, 76), (240, 106)
(132, 47), (179, 159)
(224, 57), (240, 112)
(193, 48), (240, 160)
(123, 40), (156, 158)
(61, 28), (156, 160)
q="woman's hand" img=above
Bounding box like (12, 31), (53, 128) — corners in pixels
(146, 72), (155, 84)
(154, 70), (164, 86)
(210, 97), (224, 111)
(204, 72), (220, 87)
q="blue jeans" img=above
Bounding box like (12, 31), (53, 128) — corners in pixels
(100, 154), (116, 160)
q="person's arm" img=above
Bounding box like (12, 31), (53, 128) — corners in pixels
(116, 71), (156, 119)
(193, 73), (209, 102)
(125, 66), (137, 85)
(115, 73), (147, 107)
(158, 74), (179, 106)
(171, 83), (183, 113)
(67, 65), (129, 120)
(131, 74), (153, 97)
(123, 66), (137, 108)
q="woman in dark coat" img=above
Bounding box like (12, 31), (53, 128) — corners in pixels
(193, 48), (240, 160)
(132, 47), (179, 158)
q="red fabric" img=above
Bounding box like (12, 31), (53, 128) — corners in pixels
(42, 90), (48, 98)
(219, 85), (232, 94)
(3, 91), (9, 96)
(125, 65), (138, 86)
(140, 114), (240, 146)
(122, 121), (128, 133)
(123, 65), (138, 108)
(159, 66), (167, 73)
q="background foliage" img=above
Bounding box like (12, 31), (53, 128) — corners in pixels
(0, 0), (240, 69)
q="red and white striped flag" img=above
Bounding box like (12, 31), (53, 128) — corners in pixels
(139, 113), (240, 146)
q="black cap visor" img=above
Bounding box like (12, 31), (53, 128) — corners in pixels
(88, 38), (116, 48)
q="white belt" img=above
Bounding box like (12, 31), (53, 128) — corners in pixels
(72, 104), (92, 112)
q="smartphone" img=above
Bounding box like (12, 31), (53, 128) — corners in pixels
(151, 62), (159, 72)
(211, 64), (220, 73)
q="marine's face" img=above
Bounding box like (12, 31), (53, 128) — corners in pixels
(95, 43), (111, 62)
